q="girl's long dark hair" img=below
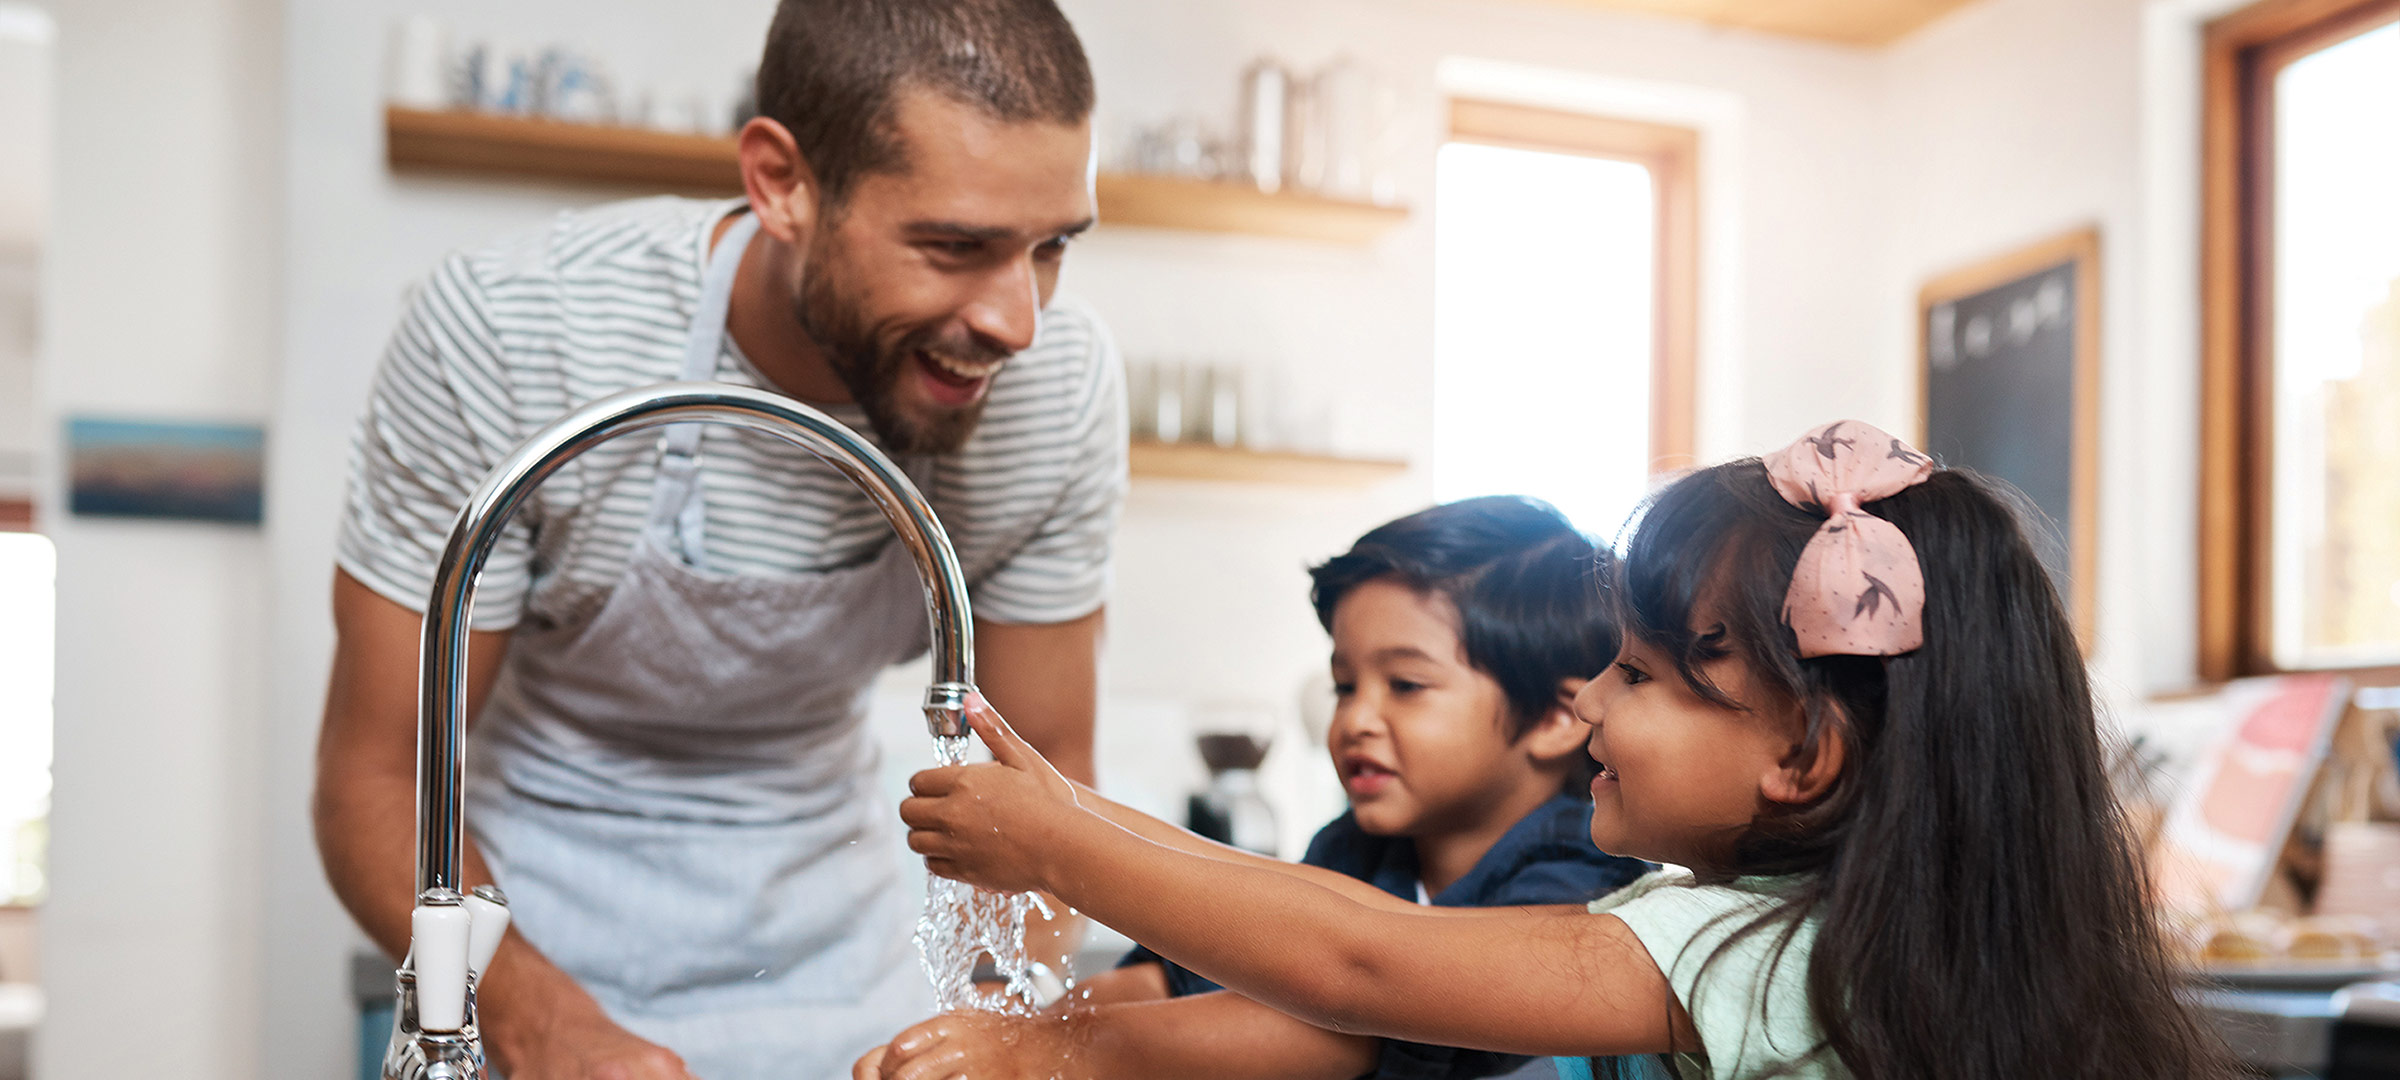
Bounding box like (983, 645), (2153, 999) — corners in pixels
(1614, 460), (2230, 1079)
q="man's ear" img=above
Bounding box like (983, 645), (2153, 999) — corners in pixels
(1759, 714), (1847, 807)
(1521, 678), (1595, 766)
(737, 116), (820, 246)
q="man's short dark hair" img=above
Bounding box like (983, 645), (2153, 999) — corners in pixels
(1309, 496), (1619, 778)
(754, 0), (1096, 206)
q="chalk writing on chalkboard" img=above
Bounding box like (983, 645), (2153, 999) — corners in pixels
(1918, 229), (2100, 643)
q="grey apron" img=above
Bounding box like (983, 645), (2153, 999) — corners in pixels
(464, 211), (938, 1080)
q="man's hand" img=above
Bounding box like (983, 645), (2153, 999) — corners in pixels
(487, 997), (698, 1080)
(857, 1010), (1079, 1080)
(902, 695), (1087, 895)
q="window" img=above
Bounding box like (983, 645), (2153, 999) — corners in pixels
(1434, 100), (1697, 535)
(2201, 0), (2400, 677)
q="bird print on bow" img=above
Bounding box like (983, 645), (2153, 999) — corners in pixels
(1762, 420), (1935, 658)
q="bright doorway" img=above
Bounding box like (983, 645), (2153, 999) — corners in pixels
(1433, 100), (1697, 539)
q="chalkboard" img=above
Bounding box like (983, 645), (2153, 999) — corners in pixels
(1919, 228), (2100, 643)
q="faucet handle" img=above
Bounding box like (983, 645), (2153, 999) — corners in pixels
(465, 885), (511, 978)
(411, 890), (473, 1033)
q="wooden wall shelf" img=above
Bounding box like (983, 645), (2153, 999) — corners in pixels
(384, 107), (1409, 243)
(1128, 441), (1408, 486)
(386, 106), (740, 195)
(1092, 173), (1408, 245)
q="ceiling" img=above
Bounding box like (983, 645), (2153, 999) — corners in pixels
(1535, 0), (1981, 47)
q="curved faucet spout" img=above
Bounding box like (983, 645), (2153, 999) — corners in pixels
(389, 382), (977, 1074)
(417, 381), (977, 897)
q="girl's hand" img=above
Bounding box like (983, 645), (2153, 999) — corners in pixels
(858, 1010), (1081, 1080)
(901, 694), (1084, 895)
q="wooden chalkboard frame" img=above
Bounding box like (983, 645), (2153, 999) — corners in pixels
(1916, 227), (2101, 647)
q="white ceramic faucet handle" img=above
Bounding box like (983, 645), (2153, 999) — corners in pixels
(465, 885), (511, 978)
(412, 897), (473, 1033)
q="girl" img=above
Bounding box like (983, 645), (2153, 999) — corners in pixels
(893, 421), (2231, 1079)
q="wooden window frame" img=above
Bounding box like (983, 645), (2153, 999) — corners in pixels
(2199, 0), (2400, 681)
(1445, 99), (1701, 473)
(0, 499), (28, 533)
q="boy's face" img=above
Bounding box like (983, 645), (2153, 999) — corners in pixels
(1326, 579), (1546, 839)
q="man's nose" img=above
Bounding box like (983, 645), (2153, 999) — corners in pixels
(960, 256), (1041, 356)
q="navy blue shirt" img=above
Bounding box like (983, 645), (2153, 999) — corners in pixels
(1118, 794), (1652, 1080)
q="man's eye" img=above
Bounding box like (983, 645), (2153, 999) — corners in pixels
(1037, 235), (1073, 256)
(927, 240), (981, 257)
(1614, 661), (1649, 686)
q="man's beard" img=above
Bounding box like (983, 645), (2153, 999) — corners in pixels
(793, 249), (1004, 456)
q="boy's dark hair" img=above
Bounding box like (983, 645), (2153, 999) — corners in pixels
(1309, 495), (1618, 762)
(754, 0), (1095, 207)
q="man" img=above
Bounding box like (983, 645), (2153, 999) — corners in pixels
(312, 3), (1120, 1078)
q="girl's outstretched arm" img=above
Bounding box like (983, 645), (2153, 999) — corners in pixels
(1068, 780), (1503, 915)
(903, 699), (1693, 1058)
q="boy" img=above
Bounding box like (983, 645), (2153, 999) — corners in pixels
(860, 496), (1648, 1080)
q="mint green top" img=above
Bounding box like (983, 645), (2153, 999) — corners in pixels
(1587, 869), (1844, 1079)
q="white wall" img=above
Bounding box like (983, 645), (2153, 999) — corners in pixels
(1868, 0), (2241, 710)
(34, 1), (281, 1079)
(0, 7), (48, 496)
(1872, 0), (2152, 703)
(0, 253), (35, 498)
(0, 6), (48, 255)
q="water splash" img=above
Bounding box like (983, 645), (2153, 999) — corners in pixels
(913, 734), (1057, 1014)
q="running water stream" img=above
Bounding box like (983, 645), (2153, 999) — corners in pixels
(912, 734), (1056, 1013)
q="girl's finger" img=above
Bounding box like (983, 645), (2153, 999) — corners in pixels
(965, 693), (1041, 770)
(899, 795), (943, 829)
(907, 765), (965, 797)
(887, 1042), (968, 1080)
(888, 1017), (958, 1057)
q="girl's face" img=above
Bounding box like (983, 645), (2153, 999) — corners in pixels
(1325, 579), (1548, 839)
(1572, 633), (1800, 870)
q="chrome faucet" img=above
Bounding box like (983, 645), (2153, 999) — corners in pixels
(382, 383), (978, 1080)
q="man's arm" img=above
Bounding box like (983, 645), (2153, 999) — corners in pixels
(314, 570), (695, 1080)
(970, 609), (1101, 785)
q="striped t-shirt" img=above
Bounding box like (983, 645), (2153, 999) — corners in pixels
(337, 196), (1127, 633)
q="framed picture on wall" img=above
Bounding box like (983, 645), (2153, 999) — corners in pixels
(1918, 227), (2101, 645)
(65, 417), (266, 525)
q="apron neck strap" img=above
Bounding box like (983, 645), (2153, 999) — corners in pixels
(654, 208), (763, 566)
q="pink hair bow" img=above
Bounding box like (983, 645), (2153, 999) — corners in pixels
(1762, 420), (1935, 658)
